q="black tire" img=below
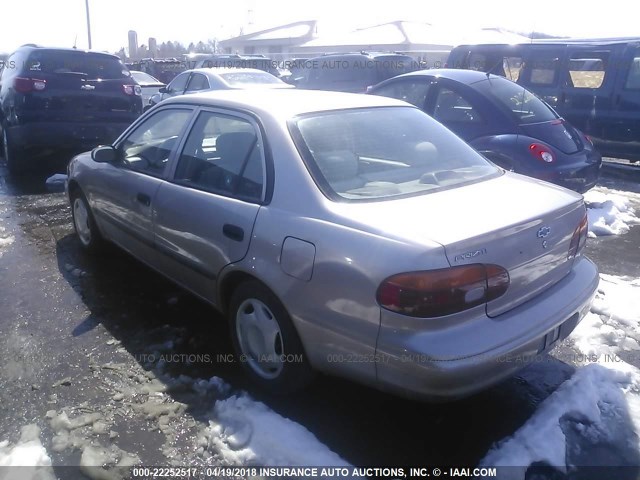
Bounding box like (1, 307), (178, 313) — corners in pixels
(70, 189), (105, 253)
(229, 280), (314, 394)
(3, 127), (27, 176)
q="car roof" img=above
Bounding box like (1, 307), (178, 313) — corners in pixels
(389, 68), (501, 85)
(162, 88), (410, 119)
(16, 45), (121, 59)
(186, 67), (273, 77)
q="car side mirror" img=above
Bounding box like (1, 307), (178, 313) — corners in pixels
(91, 145), (118, 163)
(159, 87), (167, 93)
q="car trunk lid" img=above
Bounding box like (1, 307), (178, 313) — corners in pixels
(520, 119), (583, 155)
(329, 174), (585, 317)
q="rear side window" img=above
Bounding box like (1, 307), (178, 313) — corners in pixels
(526, 54), (560, 86)
(25, 51), (129, 79)
(174, 112), (264, 202)
(373, 79), (432, 108)
(186, 73), (209, 91)
(433, 88), (482, 123)
(474, 77), (557, 124)
(567, 51), (609, 88)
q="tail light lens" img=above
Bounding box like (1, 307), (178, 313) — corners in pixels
(377, 264), (510, 318)
(122, 84), (142, 96)
(529, 143), (555, 163)
(568, 210), (589, 260)
(14, 77), (46, 93)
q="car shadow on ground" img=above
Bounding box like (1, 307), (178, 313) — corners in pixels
(52, 228), (585, 468)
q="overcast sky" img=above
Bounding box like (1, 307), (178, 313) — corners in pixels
(1, 0), (637, 53)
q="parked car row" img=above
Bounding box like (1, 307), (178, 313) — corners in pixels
(446, 38), (640, 162)
(0, 43), (605, 195)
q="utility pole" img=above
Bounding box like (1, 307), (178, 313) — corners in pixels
(85, 0), (92, 49)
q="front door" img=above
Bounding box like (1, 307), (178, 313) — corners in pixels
(91, 107), (194, 262)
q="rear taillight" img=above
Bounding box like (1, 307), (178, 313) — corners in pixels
(14, 77), (46, 93)
(568, 210), (589, 260)
(122, 84), (142, 96)
(529, 143), (555, 163)
(376, 264), (510, 318)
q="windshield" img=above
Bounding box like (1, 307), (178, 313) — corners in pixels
(219, 71), (282, 85)
(131, 71), (162, 85)
(290, 106), (499, 201)
(474, 76), (558, 124)
(26, 51), (130, 79)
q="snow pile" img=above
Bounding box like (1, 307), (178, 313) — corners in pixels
(584, 190), (639, 237)
(480, 363), (640, 478)
(481, 272), (640, 478)
(0, 208), (14, 257)
(0, 424), (56, 480)
(199, 393), (349, 467)
(571, 274), (640, 357)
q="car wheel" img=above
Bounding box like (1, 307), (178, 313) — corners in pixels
(70, 190), (104, 253)
(229, 280), (314, 394)
(3, 128), (26, 176)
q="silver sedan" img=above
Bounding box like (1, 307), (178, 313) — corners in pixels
(66, 89), (598, 400)
(148, 67), (293, 107)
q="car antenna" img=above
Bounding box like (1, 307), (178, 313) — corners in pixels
(73, 35), (77, 49)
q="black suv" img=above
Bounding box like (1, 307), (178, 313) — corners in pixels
(294, 52), (420, 93)
(0, 45), (142, 174)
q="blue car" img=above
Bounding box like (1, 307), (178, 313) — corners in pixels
(369, 69), (602, 193)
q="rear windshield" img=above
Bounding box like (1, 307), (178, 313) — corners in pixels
(25, 51), (130, 79)
(131, 71), (162, 85)
(473, 76), (558, 124)
(219, 71), (281, 85)
(290, 106), (499, 201)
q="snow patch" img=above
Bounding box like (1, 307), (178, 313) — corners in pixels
(481, 363), (640, 478)
(584, 190), (639, 237)
(571, 275), (640, 357)
(199, 393), (349, 467)
(0, 424), (56, 480)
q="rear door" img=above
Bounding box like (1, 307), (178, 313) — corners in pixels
(557, 45), (617, 137)
(606, 42), (640, 159)
(153, 109), (266, 302)
(519, 46), (567, 111)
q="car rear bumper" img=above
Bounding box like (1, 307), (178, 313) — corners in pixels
(526, 151), (602, 193)
(375, 255), (598, 401)
(7, 121), (132, 153)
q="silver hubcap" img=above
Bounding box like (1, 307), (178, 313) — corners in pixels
(73, 198), (92, 246)
(236, 298), (284, 379)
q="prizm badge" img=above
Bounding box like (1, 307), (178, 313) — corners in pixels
(454, 248), (487, 263)
(81, 84), (96, 91)
(537, 226), (551, 239)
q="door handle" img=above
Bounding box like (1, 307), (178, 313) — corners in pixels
(136, 192), (151, 206)
(223, 224), (244, 242)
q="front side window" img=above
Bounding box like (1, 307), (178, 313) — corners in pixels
(186, 73), (209, 91)
(120, 109), (193, 176)
(290, 107), (498, 201)
(373, 79), (432, 108)
(526, 54), (560, 86)
(433, 87), (482, 123)
(168, 72), (189, 93)
(174, 112), (264, 202)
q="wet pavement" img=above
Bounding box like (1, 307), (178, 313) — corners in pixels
(0, 156), (638, 477)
